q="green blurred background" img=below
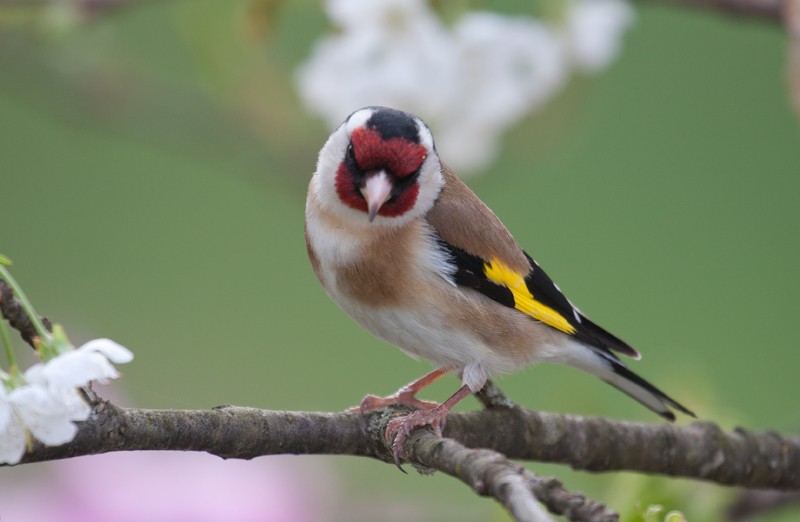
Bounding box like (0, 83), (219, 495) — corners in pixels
(1, 0), (799, 520)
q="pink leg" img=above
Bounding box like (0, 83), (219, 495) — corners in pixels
(386, 384), (472, 469)
(348, 368), (452, 413)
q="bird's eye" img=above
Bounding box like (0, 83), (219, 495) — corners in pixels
(346, 143), (355, 160)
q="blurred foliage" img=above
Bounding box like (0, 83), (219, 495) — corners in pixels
(0, 0), (799, 521)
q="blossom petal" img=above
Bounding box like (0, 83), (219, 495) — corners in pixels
(38, 351), (119, 388)
(22, 364), (46, 387)
(0, 413), (27, 465)
(9, 386), (80, 446)
(77, 339), (134, 364)
(60, 387), (91, 422)
(0, 394), (13, 435)
(27, 414), (78, 446)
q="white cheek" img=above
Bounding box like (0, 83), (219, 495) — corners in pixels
(315, 129), (348, 188)
(312, 125), (370, 227)
(409, 157), (444, 217)
(415, 118), (435, 155)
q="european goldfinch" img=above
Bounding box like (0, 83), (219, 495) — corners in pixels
(305, 107), (693, 464)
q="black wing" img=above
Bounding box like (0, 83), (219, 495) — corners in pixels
(437, 236), (640, 360)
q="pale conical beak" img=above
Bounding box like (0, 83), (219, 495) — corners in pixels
(361, 171), (393, 223)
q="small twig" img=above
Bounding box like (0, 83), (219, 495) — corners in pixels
(787, 0), (800, 118)
(0, 0), (785, 22)
(639, 0), (783, 21)
(397, 428), (618, 522)
(0, 0), (162, 12)
(727, 489), (800, 520)
(0, 279), (52, 348)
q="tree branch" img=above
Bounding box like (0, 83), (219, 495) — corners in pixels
(13, 390), (800, 493)
(446, 407), (800, 490)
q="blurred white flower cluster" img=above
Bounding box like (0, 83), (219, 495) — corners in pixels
(296, 0), (634, 174)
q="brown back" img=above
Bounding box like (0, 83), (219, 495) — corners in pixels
(425, 163), (530, 275)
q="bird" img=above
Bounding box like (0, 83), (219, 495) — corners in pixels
(304, 106), (694, 466)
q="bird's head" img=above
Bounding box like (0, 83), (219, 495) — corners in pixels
(312, 107), (443, 227)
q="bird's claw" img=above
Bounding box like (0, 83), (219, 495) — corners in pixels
(385, 408), (447, 471)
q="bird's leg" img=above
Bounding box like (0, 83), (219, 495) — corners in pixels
(386, 384), (472, 469)
(349, 368), (452, 413)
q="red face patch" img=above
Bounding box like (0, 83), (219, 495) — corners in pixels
(335, 163), (368, 213)
(333, 126), (426, 219)
(350, 127), (427, 177)
(334, 164), (420, 218)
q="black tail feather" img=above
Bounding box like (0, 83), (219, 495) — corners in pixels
(609, 359), (696, 420)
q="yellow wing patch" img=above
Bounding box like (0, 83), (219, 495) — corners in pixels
(483, 260), (577, 335)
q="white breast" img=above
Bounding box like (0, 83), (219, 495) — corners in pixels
(335, 295), (520, 392)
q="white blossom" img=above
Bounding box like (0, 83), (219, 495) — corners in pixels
(8, 382), (88, 447)
(0, 338), (133, 464)
(34, 338), (133, 388)
(296, 0), (635, 174)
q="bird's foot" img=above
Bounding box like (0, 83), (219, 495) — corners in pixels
(347, 388), (439, 414)
(385, 405), (449, 469)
